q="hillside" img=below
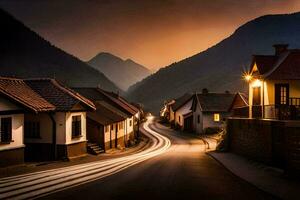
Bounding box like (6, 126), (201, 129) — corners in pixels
(0, 9), (119, 91)
(127, 12), (300, 112)
(88, 52), (151, 91)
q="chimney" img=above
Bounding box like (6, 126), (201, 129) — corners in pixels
(273, 44), (289, 56)
(202, 88), (209, 94)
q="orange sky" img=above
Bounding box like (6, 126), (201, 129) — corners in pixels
(1, 0), (300, 70)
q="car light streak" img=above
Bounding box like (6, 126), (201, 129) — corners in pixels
(0, 117), (171, 200)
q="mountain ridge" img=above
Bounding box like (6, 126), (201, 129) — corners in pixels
(127, 12), (300, 112)
(87, 52), (151, 91)
(0, 8), (119, 91)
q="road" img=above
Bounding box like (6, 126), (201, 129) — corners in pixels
(0, 117), (275, 200)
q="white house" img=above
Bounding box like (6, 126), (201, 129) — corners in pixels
(0, 77), (96, 166)
(191, 91), (237, 134)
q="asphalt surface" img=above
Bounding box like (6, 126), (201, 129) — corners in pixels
(37, 118), (275, 200)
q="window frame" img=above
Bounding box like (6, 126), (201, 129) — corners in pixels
(71, 115), (82, 139)
(0, 117), (12, 143)
(213, 113), (220, 122)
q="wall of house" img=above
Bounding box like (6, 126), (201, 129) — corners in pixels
(265, 80), (300, 105)
(0, 96), (21, 111)
(175, 99), (193, 128)
(202, 112), (227, 131)
(0, 114), (24, 151)
(193, 103), (203, 134)
(65, 112), (87, 145)
(24, 113), (53, 144)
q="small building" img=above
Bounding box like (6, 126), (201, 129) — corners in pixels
(170, 90), (243, 133)
(0, 78), (95, 166)
(74, 88), (139, 152)
(191, 91), (236, 134)
(247, 44), (300, 119)
(171, 93), (192, 127)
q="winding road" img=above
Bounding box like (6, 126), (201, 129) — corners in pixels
(0, 117), (274, 200)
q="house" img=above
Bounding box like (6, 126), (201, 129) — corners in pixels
(0, 78), (95, 166)
(74, 88), (140, 152)
(191, 90), (236, 134)
(171, 90), (241, 133)
(170, 93), (192, 127)
(246, 44), (300, 119)
(227, 45), (300, 176)
(160, 99), (175, 121)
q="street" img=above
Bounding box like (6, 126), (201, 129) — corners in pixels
(0, 117), (275, 200)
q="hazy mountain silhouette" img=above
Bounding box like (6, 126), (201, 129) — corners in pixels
(0, 9), (119, 91)
(127, 12), (300, 112)
(88, 52), (151, 91)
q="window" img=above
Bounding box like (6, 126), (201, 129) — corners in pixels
(214, 113), (220, 122)
(72, 115), (81, 138)
(0, 117), (12, 143)
(129, 120), (132, 127)
(280, 86), (287, 104)
(197, 115), (200, 124)
(25, 121), (40, 138)
(111, 124), (114, 131)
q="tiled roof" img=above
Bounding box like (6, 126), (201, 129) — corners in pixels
(102, 90), (139, 115)
(250, 46), (300, 80)
(25, 79), (95, 111)
(195, 93), (235, 112)
(171, 93), (193, 111)
(88, 102), (125, 125)
(73, 88), (132, 117)
(251, 55), (277, 74)
(265, 50), (300, 79)
(0, 77), (55, 112)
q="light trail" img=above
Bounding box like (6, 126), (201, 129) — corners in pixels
(0, 117), (171, 200)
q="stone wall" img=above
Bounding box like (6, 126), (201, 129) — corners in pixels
(227, 118), (300, 176)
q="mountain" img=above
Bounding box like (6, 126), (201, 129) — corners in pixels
(127, 12), (300, 112)
(0, 9), (119, 91)
(87, 52), (151, 91)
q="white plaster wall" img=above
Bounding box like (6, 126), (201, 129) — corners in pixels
(0, 114), (24, 151)
(65, 112), (87, 145)
(0, 97), (21, 111)
(193, 104), (203, 134)
(126, 117), (134, 134)
(175, 99), (193, 127)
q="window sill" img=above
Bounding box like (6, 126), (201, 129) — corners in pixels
(72, 135), (83, 139)
(0, 140), (14, 145)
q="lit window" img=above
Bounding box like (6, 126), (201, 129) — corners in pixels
(214, 113), (220, 122)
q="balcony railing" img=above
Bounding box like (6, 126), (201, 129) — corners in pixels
(232, 105), (300, 120)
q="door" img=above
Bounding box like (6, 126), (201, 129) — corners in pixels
(275, 84), (289, 106)
(252, 87), (261, 105)
(275, 84), (290, 119)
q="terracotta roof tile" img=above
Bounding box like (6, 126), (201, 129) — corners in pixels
(25, 79), (95, 111)
(0, 77), (55, 112)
